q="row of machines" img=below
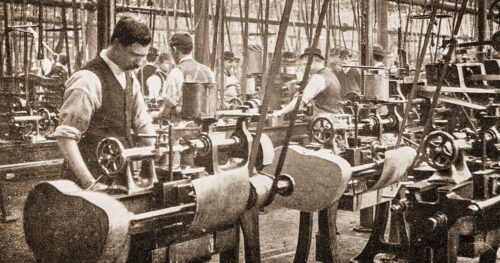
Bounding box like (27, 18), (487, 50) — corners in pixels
(19, 36), (500, 263)
(0, 74), (62, 141)
(21, 77), (420, 262)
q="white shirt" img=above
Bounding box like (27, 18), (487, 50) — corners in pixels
(280, 73), (326, 114)
(146, 74), (162, 99)
(54, 49), (152, 141)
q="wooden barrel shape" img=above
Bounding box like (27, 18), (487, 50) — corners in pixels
(24, 180), (130, 263)
(264, 145), (352, 212)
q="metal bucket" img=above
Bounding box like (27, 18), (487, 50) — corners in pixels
(181, 82), (217, 120)
(364, 74), (389, 102)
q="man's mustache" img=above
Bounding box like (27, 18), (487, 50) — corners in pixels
(124, 64), (140, 70)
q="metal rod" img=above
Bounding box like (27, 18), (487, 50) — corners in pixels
(3, 1), (12, 75)
(410, 0), (470, 165)
(247, 0), (295, 175)
(72, 0), (81, 70)
(387, 0), (477, 15)
(0, 0), (96, 10)
(168, 124), (173, 182)
(61, 5), (72, 75)
(395, 0), (440, 147)
(218, 0), (225, 109)
(209, 0), (221, 70)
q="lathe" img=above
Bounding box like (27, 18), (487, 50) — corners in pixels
(353, 105), (500, 263)
(0, 94), (57, 141)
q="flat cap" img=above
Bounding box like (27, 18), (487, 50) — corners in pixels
(373, 44), (384, 57)
(300, 47), (324, 60)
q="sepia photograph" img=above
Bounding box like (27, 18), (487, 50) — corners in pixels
(0, 0), (499, 262)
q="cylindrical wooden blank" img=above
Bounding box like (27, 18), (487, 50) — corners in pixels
(189, 167), (250, 230)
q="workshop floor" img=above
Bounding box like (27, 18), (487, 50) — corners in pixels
(0, 173), (494, 263)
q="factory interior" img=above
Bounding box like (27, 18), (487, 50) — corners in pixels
(1, 0), (500, 262)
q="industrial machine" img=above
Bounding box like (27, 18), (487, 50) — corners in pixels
(23, 108), (356, 262)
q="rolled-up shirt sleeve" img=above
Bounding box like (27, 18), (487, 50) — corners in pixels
(132, 77), (153, 131)
(302, 74), (326, 104)
(53, 70), (101, 141)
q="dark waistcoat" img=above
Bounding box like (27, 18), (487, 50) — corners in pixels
(313, 67), (342, 113)
(78, 56), (134, 177)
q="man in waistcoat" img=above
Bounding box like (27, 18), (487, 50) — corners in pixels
(160, 32), (215, 118)
(273, 47), (342, 117)
(54, 16), (156, 189)
(329, 49), (361, 97)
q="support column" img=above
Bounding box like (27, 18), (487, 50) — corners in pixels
(194, 0), (210, 65)
(377, 0), (389, 64)
(360, 0), (374, 67)
(357, 0), (375, 232)
(477, 0), (488, 58)
(86, 10), (98, 59)
(97, 0), (115, 52)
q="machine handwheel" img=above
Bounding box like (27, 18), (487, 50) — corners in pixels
(37, 108), (51, 131)
(228, 97), (243, 109)
(96, 137), (126, 176)
(310, 116), (334, 144)
(243, 98), (261, 110)
(423, 131), (459, 170)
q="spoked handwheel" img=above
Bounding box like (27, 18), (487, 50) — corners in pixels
(423, 131), (459, 170)
(96, 137), (126, 176)
(228, 97), (243, 109)
(310, 116), (335, 144)
(37, 108), (52, 131)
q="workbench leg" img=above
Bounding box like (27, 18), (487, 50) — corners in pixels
(352, 202), (409, 263)
(0, 177), (17, 223)
(219, 229), (240, 263)
(353, 207), (373, 232)
(293, 211), (313, 263)
(241, 208), (261, 263)
(316, 203), (339, 263)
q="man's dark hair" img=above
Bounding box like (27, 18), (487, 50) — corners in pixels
(111, 16), (152, 46)
(146, 47), (158, 62)
(58, 54), (69, 65)
(158, 52), (172, 63)
(169, 33), (193, 54)
(374, 53), (384, 62)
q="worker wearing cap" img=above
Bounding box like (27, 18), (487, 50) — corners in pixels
(222, 51), (241, 107)
(161, 33), (215, 113)
(329, 48), (361, 97)
(372, 44), (386, 71)
(273, 47), (342, 117)
(54, 16), (156, 189)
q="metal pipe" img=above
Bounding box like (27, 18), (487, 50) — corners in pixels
(129, 203), (196, 234)
(387, 0), (477, 15)
(351, 160), (384, 174)
(3, 1), (12, 76)
(0, 0), (96, 10)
